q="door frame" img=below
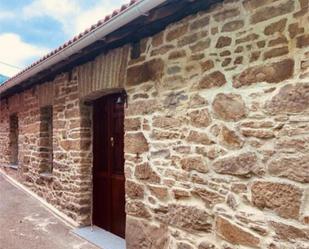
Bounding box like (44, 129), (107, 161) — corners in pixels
(91, 90), (127, 239)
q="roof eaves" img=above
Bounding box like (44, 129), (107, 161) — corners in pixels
(0, 0), (164, 94)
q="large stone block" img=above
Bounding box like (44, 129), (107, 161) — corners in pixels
(233, 59), (294, 88)
(188, 108), (212, 128)
(264, 18), (287, 35)
(125, 118), (141, 131)
(166, 24), (188, 42)
(125, 132), (149, 154)
(152, 116), (182, 130)
(197, 71), (227, 89)
(192, 187), (225, 208)
(218, 125), (244, 149)
(187, 130), (214, 145)
(177, 242), (194, 249)
(126, 99), (160, 116)
(172, 188), (191, 200)
(200, 59), (214, 71)
(134, 163), (161, 183)
(268, 155), (309, 183)
(212, 152), (260, 177)
(198, 241), (217, 249)
(270, 221), (309, 241)
(181, 156), (208, 173)
(241, 128), (274, 139)
(126, 59), (164, 86)
(148, 185), (168, 201)
(222, 20), (244, 32)
(250, 0), (294, 24)
(212, 93), (246, 121)
(263, 46), (289, 60)
(297, 34), (309, 48)
(276, 137), (308, 153)
(158, 204), (213, 232)
(126, 180), (145, 199)
(216, 36), (232, 48)
(151, 129), (181, 140)
(243, 0), (279, 10)
(126, 217), (169, 249)
(168, 50), (186, 60)
(126, 201), (151, 218)
(59, 140), (80, 151)
(189, 94), (208, 108)
(265, 83), (309, 114)
(163, 91), (188, 109)
(251, 181), (303, 219)
(178, 33), (199, 47)
(216, 216), (260, 248)
(213, 8), (240, 22)
(190, 38), (211, 53)
(151, 45), (174, 56)
(190, 16), (210, 30)
(236, 33), (259, 44)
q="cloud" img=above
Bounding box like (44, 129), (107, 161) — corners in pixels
(23, 0), (79, 19)
(0, 33), (50, 77)
(23, 0), (80, 33)
(0, 11), (15, 20)
(74, 2), (120, 34)
(0, 0), (125, 77)
(22, 0), (124, 35)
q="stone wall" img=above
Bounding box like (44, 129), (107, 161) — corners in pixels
(0, 71), (93, 225)
(123, 0), (309, 248)
(0, 43), (130, 224)
(0, 0), (308, 248)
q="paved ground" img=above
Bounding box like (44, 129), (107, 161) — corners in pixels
(0, 174), (98, 249)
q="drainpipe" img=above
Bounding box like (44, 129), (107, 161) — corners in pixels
(0, 0), (167, 95)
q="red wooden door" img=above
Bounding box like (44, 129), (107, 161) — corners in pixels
(93, 93), (126, 238)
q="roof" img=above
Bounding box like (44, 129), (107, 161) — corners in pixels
(2, 0), (141, 86)
(0, 0), (222, 98)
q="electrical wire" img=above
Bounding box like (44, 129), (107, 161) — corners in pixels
(0, 61), (22, 70)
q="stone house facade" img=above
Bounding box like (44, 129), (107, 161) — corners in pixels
(0, 0), (309, 248)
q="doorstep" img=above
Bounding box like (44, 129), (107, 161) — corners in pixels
(73, 226), (126, 249)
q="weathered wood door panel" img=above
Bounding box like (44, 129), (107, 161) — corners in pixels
(93, 92), (125, 238)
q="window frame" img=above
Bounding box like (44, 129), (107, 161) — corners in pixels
(39, 105), (53, 175)
(9, 113), (19, 168)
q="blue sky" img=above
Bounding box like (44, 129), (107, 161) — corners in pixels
(0, 0), (126, 77)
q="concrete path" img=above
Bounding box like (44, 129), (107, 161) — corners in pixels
(0, 174), (98, 249)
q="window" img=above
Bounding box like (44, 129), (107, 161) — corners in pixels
(9, 114), (19, 166)
(39, 106), (53, 174)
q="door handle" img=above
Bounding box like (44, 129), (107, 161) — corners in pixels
(110, 137), (114, 147)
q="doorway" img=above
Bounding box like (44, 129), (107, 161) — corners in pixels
(92, 92), (126, 238)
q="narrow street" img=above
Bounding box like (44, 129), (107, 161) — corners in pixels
(0, 174), (98, 249)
